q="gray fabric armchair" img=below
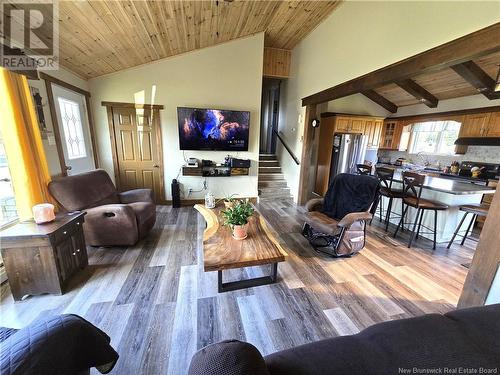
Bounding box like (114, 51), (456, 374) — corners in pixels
(48, 169), (156, 246)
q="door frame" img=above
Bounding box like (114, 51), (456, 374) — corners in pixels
(41, 72), (99, 176)
(102, 101), (166, 203)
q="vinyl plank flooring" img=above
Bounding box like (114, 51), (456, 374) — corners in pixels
(0, 202), (474, 375)
(237, 294), (275, 355)
(167, 264), (198, 375)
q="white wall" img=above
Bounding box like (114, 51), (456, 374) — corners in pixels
(89, 34), (264, 200)
(278, 1), (500, 201)
(28, 67), (89, 176)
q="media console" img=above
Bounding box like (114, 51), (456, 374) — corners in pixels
(182, 159), (250, 177)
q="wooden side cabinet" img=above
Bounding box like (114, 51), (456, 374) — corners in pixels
(0, 212), (88, 301)
(380, 120), (403, 150)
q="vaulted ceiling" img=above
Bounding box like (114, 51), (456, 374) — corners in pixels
(50, 0), (339, 79)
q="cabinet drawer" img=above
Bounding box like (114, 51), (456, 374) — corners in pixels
(52, 219), (84, 244)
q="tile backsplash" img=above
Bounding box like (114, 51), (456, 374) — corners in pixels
(378, 146), (500, 168)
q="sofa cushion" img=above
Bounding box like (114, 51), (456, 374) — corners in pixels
(129, 202), (156, 238)
(264, 307), (500, 375)
(49, 170), (119, 211)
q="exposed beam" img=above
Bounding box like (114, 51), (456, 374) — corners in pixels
(451, 61), (500, 100)
(361, 90), (398, 113)
(396, 79), (439, 108)
(302, 23), (500, 106)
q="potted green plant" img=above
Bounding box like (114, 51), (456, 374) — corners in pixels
(221, 200), (254, 240)
(222, 193), (239, 209)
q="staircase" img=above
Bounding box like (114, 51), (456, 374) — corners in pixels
(258, 154), (293, 201)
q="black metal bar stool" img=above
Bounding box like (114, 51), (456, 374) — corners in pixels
(393, 172), (448, 250)
(447, 204), (489, 248)
(356, 164), (372, 175)
(374, 166), (405, 232)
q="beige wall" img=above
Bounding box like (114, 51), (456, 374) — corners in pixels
(278, 1), (500, 200)
(28, 67), (89, 176)
(89, 34), (264, 200)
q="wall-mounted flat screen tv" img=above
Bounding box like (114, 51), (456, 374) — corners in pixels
(177, 107), (250, 151)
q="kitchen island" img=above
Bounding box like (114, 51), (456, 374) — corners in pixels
(377, 169), (495, 244)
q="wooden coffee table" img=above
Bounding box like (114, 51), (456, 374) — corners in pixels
(194, 204), (288, 293)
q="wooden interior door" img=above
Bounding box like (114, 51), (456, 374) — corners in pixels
(107, 104), (164, 203)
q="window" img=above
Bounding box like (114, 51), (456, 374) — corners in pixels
(57, 97), (87, 159)
(0, 130), (18, 227)
(409, 120), (460, 155)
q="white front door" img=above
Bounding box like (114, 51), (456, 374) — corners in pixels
(52, 84), (95, 175)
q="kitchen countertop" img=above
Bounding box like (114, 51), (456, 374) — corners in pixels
(386, 169), (496, 195)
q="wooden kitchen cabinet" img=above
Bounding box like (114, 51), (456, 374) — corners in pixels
(485, 112), (500, 137)
(334, 117), (351, 132)
(364, 120), (383, 148)
(459, 113), (491, 137)
(0, 212), (88, 301)
(380, 120), (403, 150)
(320, 114), (368, 134)
(350, 118), (365, 133)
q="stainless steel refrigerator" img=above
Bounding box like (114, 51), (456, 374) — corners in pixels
(329, 133), (368, 184)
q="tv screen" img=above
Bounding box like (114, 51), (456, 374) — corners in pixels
(177, 107), (250, 151)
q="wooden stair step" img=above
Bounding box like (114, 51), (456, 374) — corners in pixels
(258, 166), (281, 174)
(259, 154), (277, 161)
(258, 173), (285, 181)
(259, 160), (280, 167)
(258, 180), (287, 188)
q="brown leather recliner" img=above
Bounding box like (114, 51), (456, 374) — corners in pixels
(302, 173), (379, 257)
(48, 169), (156, 246)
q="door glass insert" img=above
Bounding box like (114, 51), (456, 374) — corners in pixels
(57, 97), (87, 160)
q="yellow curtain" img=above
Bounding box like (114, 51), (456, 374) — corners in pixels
(0, 68), (55, 220)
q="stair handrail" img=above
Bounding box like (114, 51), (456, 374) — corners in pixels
(273, 129), (300, 165)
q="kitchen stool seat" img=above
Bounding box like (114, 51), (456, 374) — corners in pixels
(375, 167), (405, 231)
(447, 203), (489, 248)
(394, 171), (448, 250)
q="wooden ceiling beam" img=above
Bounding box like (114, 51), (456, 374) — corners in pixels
(361, 90), (398, 113)
(396, 79), (439, 108)
(451, 61), (500, 100)
(302, 23), (500, 106)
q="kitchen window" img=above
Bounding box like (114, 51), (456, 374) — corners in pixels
(409, 120), (461, 155)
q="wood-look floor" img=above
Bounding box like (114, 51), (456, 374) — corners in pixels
(0, 201), (474, 374)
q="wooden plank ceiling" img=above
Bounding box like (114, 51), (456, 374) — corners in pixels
(374, 51), (500, 107)
(53, 0), (340, 79)
(302, 24), (500, 112)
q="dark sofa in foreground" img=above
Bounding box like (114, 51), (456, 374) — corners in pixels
(189, 304), (500, 375)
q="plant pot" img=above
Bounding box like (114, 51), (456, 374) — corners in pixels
(232, 224), (248, 240)
(224, 201), (235, 209)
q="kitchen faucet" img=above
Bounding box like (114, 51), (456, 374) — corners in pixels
(417, 151), (430, 167)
